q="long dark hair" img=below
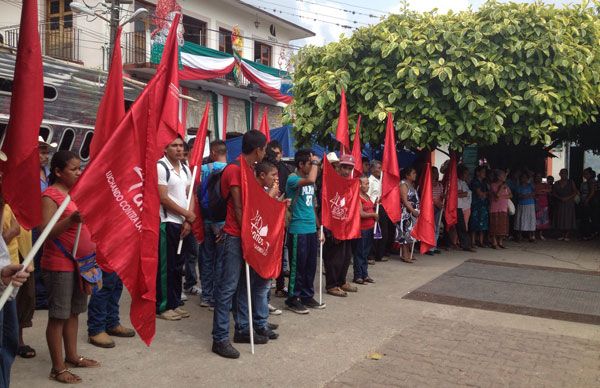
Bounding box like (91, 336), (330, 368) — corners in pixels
(48, 150), (78, 185)
(401, 166), (416, 180)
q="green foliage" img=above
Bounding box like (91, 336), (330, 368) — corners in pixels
(287, 0), (600, 150)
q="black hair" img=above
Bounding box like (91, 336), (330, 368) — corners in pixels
(265, 140), (283, 163)
(401, 166), (416, 179)
(209, 140), (227, 156)
(457, 164), (469, 177)
(255, 161), (277, 177)
(294, 149), (312, 168)
(361, 156), (370, 163)
(183, 141), (190, 153)
(267, 140), (282, 152)
(241, 130), (267, 155)
(475, 165), (486, 175)
(49, 150), (78, 185)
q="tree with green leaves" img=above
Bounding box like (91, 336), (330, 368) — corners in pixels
(288, 0), (600, 151)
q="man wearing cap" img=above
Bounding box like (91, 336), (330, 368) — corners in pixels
(323, 154), (358, 297)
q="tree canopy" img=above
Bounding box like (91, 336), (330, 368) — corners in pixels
(288, 0), (600, 150)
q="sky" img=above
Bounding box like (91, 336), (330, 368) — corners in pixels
(244, 0), (574, 47)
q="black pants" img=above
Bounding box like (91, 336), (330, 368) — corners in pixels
(372, 206), (393, 260)
(457, 209), (471, 249)
(323, 238), (352, 290)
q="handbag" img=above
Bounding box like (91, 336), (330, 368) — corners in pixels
(53, 240), (102, 295)
(507, 199), (516, 216)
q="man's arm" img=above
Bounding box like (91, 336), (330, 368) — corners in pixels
(230, 186), (242, 227)
(296, 155), (319, 187)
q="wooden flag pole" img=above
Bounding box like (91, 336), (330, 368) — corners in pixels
(0, 195), (72, 310)
(176, 165), (198, 255)
(245, 262), (255, 355)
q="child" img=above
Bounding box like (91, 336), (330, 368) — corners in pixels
(255, 161), (280, 198)
(354, 176), (378, 284)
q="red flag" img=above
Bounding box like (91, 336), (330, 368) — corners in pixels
(188, 100), (210, 169)
(380, 112), (401, 223)
(321, 157), (361, 240)
(444, 152), (458, 228)
(411, 162), (436, 254)
(240, 157), (285, 279)
(259, 107), (271, 142)
(335, 88), (350, 153)
(70, 14), (182, 346)
(351, 115), (363, 176)
(90, 27), (125, 160)
(0, 0), (44, 230)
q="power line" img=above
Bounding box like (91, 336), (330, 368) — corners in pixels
(247, 0), (375, 23)
(254, 5), (359, 30)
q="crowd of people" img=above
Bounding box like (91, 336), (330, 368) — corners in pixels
(1, 131), (599, 384)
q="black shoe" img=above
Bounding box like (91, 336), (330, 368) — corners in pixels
(233, 331), (269, 344)
(285, 298), (309, 314)
(301, 297), (326, 309)
(256, 326), (279, 340)
(212, 341), (240, 359)
(267, 322), (279, 330)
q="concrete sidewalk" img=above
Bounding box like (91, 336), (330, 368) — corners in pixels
(11, 239), (600, 387)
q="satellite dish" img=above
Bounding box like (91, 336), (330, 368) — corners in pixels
(269, 24), (276, 37)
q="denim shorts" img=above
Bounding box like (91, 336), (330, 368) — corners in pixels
(42, 271), (88, 320)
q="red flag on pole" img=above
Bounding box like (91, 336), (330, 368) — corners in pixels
(187, 100), (210, 242)
(240, 156), (285, 279)
(258, 107), (271, 142)
(411, 162), (436, 254)
(321, 157), (361, 240)
(351, 115), (363, 177)
(90, 27), (125, 160)
(0, 0), (44, 230)
(380, 112), (401, 223)
(444, 152), (458, 228)
(70, 14), (182, 346)
(335, 88), (350, 154)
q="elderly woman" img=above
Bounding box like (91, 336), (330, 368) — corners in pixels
(397, 167), (420, 263)
(534, 173), (551, 240)
(41, 151), (100, 384)
(489, 169), (512, 249)
(552, 168), (578, 241)
(469, 166), (490, 247)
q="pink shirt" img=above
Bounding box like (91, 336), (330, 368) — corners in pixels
(490, 182), (510, 213)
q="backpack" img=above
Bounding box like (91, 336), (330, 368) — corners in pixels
(197, 160), (240, 223)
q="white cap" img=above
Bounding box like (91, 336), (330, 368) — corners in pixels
(38, 136), (57, 148)
(326, 152), (339, 163)
(0, 150), (6, 162)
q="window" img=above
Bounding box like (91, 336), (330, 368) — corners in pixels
(219, 28), (233, 54)
(45, 0), (75, 61)
(254, 42), (272, 66)
(183, 15), (207, 46)
(79, 131), (92, 160)
(58, 128), (75, 151)
(0, 77), (58, 100)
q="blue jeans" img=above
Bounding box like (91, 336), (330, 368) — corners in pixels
(0, 300), (18, 387)
(200, 224), (223, 305)
(353, 229), (373, 280)
(212, 233), (243, 343)
(234, 266), (270, 334)
(87, 271), (123, 336)
(183, 235), (199, 290)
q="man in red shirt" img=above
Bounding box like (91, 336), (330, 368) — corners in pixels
(212, 130), (267, 359)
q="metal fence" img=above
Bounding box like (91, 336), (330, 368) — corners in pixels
(123, 31), (147, 64)
(0, 25), (81, 63)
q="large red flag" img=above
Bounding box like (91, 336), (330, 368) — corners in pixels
(412, 162), (436, 254)
(258, 107), (271, 142)
(351, 115), (363, 177)
(380, 112), (401, 223)
(444, 152), (458, 228)
(70, 14), (182, 346)
(187, 100), (210, 242)
(321, 157), (361, 240)
(335, 88), (350, 154)
(89, 26), (125, 160)
(240, 156), (285, 279)
(0, 0), (44, 230)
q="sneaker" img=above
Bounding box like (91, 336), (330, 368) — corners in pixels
(180, 292), (188, 302)
(157, 309), (181, 321)
(368, 259), (376, 265)
(88, 332), (115, 348)
(341, 283), (358, 293)
(208, 306), (215, 311)
(274, 289), (288, 298)
(233, 331), (269, 344)
(174, 307), (190, 318)
(285, 298), (309, 314)
(212, 340), (240, 359)
(302, 298), (326, 309)
(353, 278), (364, 285)
(268, 304), (282, 316)
(185, 285), (202, 295)
(381, 256), (390, 262)
(200, 300), (213, 308)
(364, 277), (375, 284)
(256, 326), (279, 340)
(106, 325), (135, 338)
(267, 322), (279, 330)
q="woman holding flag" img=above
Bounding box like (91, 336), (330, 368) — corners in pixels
(397, 167), (420, 263)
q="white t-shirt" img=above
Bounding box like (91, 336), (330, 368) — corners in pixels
(458, 179), (472, 210)
(157, 156), (192, 224)
(368, 174), (382, 203)
(0, 216), (18, 299)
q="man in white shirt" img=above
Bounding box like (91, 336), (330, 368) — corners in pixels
(368, 161), (390, 262)
(156, 137), (196, 321)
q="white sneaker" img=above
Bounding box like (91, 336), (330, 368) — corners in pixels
(268, 304), (282, 316)
(180, 292), (188, 301)
(185, 285), (202, 295)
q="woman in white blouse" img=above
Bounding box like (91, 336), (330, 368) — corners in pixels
(457, 165), (475, 251)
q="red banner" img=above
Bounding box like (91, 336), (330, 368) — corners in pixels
(351, 115), (363, 177)
(259, 107), (271, 142)
(444, 152), (458, 228)
(381, 112), (401, 223)
(240, 157), (286, 279)
(412, 162), (436, 254)
(321, 157), (361, 240)
(336, 88), (350, 153)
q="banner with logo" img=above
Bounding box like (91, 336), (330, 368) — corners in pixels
(240, 157), (286, 279)
(321, 157), (361, 240)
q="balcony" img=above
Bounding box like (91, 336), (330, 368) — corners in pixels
(0, 25), (81, 63)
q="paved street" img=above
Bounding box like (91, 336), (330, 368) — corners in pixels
(12, 239), (600, 387)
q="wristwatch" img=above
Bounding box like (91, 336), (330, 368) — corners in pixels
(310, 160), (319, 166)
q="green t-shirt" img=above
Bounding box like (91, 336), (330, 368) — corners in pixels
(286, 174), (317, 234)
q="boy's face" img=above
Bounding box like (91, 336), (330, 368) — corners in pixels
(360, 178), (369, 194)
(260, 168), (278, 188)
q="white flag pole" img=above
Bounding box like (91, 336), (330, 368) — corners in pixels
(245, 262), (255, 355)
(0, 195), (72, 310)
(72, 223), (83, 256)
(176, 165), (198, 255)
(410, 241), (416, 261)
(373, 175), (382, 233)
(318, 225), (324, 305)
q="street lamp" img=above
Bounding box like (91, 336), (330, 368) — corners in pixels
(69, 2), (110, 22)
(121, 8), (149, 26)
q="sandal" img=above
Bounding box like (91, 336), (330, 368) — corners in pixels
(49, 368), (81, 384)
(401, 257), (414, 263)
(498, 244), (507, 249)
(65, 356), (101, 368)
(18, 345), (36, 358)
(326, 287), (347, 297)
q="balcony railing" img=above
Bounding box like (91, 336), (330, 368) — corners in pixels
(0, 25), (81, 63)
(123, 31), (147, 64)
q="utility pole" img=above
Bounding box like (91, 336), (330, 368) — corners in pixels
(108, 0), (121, 61)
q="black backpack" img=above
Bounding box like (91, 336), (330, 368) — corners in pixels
(197, 160), (240, 223)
